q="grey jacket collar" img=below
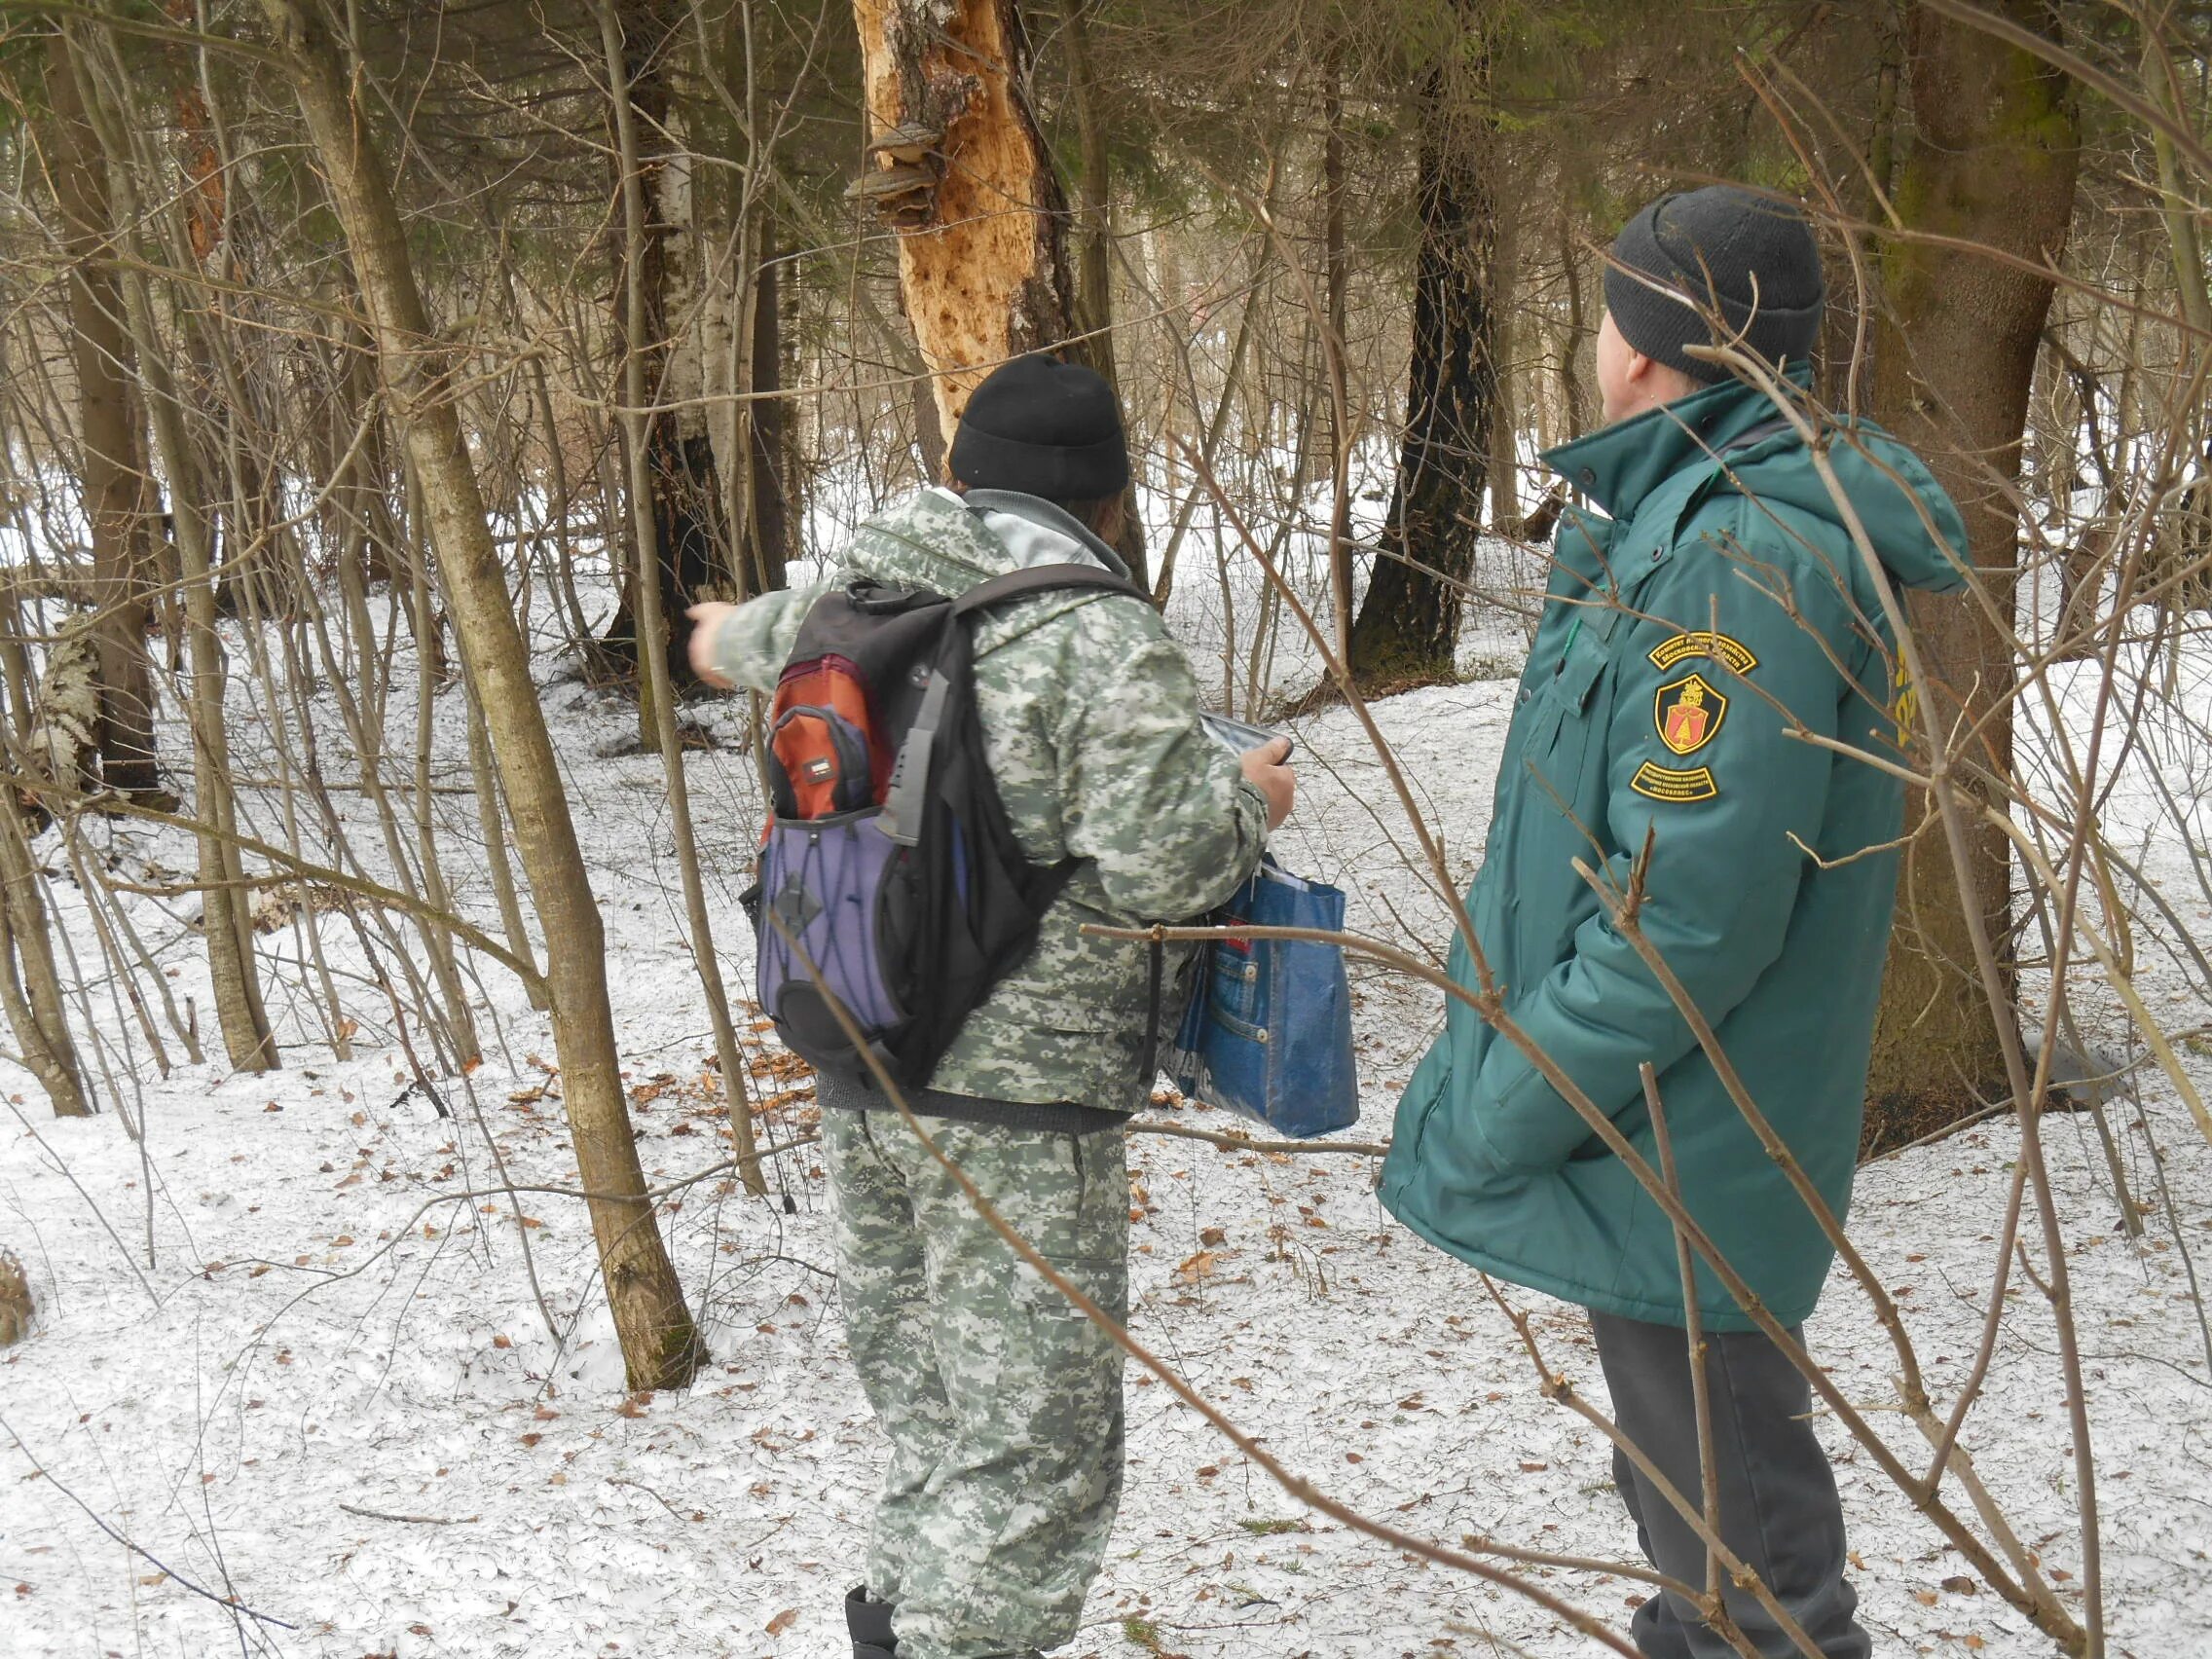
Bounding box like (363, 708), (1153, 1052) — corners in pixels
(957, 488), (1133, 580)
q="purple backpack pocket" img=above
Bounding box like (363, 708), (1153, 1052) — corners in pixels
(749, 812), (909, 1068)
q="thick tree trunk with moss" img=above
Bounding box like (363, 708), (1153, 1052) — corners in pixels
(1348, 34), (1494, 689)
(850, 0), (1078, 439)
(259, 0), (701, 1389)
(1862, 0), (2079, 1150)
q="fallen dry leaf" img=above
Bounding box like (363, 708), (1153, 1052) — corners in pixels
(1172, 1249), (1218, 1284)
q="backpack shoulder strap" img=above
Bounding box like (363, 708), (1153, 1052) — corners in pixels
(950, 563), (1151, 617)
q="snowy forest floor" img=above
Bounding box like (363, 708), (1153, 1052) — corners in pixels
(4, 579), (2211, 1659)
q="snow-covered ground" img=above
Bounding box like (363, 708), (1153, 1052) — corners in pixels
(3, 540), (2209, 1658)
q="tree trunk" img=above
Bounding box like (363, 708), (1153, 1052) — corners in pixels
(690, 0), (781, 600)
(1347, 31), (1494, 689)
(1555, 202), (1591, 442)
(594, 0), (725, 731)
(1054, 0), (1146, 586)
(1862, 0), (2080, 1148)
(1487, 191), (1521, 530)
(597, 0), (767, 1197)
(742, 215), (791, 594)
(259, 0), (701, 1390)
(63, 25), (279, 1073)
(1322, 48), (1354, 655)
(332, 315), (402, 587)
(44, 40), (162, 801)
(1818, 9), (1900, 415)
(850, 0), (1079, 436)
(0, 777), (89, 1116)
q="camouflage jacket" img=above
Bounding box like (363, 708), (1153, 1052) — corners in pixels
(712, 486), (1271, 1111)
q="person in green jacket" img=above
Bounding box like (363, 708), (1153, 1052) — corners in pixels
(689, 355), (1295, 1659)
(1379, 187), (1970, 1657)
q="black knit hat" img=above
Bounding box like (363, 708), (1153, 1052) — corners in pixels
(1604, 186), (1825, 384)
(948, 354), (1130, 498)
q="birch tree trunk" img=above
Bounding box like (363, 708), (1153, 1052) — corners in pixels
(43, 40), (163, 802)
(850, 0), (1078, 438)
(593, 0), (725, 745)
(258, 0), (700, 1389)
(1863, 0), (2080, 1145)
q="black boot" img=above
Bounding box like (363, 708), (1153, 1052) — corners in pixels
(845, 1584), (898, 1658)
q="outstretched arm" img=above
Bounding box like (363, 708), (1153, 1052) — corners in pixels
(688, 588), (833, 694)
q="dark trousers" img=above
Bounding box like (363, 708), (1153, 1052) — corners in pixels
(1592, 1311), (1871, 1659)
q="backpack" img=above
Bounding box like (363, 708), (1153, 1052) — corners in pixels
(742, 559), (1150, 1089)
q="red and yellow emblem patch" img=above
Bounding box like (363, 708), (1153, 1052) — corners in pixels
(1654, 672), (1726, 756)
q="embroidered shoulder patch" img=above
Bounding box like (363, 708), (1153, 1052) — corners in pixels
(1654, 672), (1727, 756)
(1630, 760), (1719, 803)
(1648, 631), (1758, 675)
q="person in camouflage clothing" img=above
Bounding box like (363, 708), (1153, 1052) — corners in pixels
(689, 354), (1294, 1659)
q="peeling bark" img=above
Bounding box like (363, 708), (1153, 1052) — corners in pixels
(851, 0), (1077, 440)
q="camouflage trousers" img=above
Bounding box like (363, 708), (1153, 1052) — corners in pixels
(822, 1107), (1129, 1659)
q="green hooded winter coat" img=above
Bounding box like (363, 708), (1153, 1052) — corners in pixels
(1379, 377), (1970, 1330)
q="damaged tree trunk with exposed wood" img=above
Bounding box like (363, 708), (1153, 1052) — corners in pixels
(848, 0), (1082, 456)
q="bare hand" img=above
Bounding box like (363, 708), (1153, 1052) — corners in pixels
(1239, 735), (1295, 831)
(686, 602), (739, 688)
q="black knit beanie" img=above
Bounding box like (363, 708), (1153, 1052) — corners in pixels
(947, 354), (1130, 498)
(1604, 186), (1825, 384)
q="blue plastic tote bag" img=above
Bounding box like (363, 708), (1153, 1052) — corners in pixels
(1161, 858), (1360, 1137)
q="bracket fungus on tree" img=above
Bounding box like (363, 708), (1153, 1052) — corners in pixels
(847, 124), (945, 231)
